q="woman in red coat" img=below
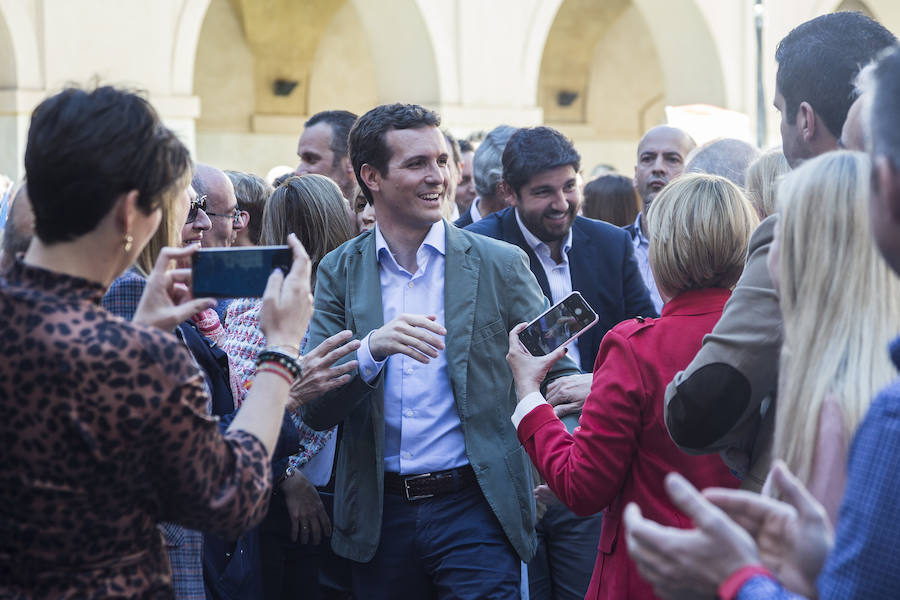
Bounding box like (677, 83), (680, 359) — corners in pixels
(506, 173), (758, 600)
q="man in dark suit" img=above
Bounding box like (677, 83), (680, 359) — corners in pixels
(302, 104), (580, 599)
(454, 125), (516, 228)
(466, 126), (655, 600)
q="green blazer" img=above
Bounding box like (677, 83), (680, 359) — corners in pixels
(302, 221), (580, 562)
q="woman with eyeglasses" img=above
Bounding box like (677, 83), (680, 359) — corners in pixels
(0, 86), (313, 598)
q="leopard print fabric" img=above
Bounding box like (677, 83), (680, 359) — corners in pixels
(0, 261), (271, 599)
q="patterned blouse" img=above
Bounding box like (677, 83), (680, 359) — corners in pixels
(0, 261), (271, 598)
(223, 298), (334, 473)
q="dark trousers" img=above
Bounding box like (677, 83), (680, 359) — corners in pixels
(527, 504), (602, 600)
(318, 492), (354, 600)
(351, 486), (521, 600)
(259, 489), (325, 600)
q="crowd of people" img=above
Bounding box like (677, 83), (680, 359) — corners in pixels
(2, 8), (900, 600)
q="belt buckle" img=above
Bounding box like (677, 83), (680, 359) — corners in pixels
(404, 472), (434, 501)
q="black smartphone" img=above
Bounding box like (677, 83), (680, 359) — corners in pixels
(518, 291), (599, 356)
(192, 246), (293, 298)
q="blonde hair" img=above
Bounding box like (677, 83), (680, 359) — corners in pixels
(745, 149), (790, 219)
(260, 174), (354, 284)
(135, 171), (191, 276)
(775, 150), (900, 485)
(647, 173), (758, 296)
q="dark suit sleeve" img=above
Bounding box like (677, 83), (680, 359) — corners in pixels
(620, 231), (657, 319)
(301, 251), (378, 431)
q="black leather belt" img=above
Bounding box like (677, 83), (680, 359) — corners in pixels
(384, 465), (477, 501)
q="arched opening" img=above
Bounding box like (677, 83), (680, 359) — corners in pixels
(0, 6), (21, 180)
(536, 0), (728, 173)
(0, 7), (16, 89)
(191, 0), (438, 174)
(307, 1), (378, 116)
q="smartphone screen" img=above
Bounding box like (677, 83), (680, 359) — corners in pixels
(519, 292), (599, 356)
(192, 246), (293, 298)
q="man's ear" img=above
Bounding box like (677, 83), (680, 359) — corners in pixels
(797, 101), (817, 142)
(874, 155), (900, 221)
(498, 181), (518, 207)
(360, 164), (381, 195)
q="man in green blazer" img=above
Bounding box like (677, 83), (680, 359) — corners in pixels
(302, 103), (581, 599)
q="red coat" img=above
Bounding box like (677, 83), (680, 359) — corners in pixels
(517, 288), (740, 600)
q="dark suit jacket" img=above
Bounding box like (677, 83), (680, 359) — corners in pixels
(453, 206), (474, 228)
(466, 208), (657, 372)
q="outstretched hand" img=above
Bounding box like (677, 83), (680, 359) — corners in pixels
(624, 472), (760, 599)
(133, 244), (215, 331)
(288, 330), (361, 409)
(506, 323), (568, 398)
(704, 460), (833, 597)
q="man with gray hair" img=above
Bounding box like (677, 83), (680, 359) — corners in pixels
(685, 138), (761, 188)
(455, 125), (517, 228)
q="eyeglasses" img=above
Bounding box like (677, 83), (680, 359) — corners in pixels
(186, 194), (207, 223)
(204, 199), (242, 225)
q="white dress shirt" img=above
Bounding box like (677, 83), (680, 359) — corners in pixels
(628, 213), (663, 313)
(513, 209), (581, 368)
(356, 220), (468, 474)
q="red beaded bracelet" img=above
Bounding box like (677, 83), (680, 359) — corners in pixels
(257, 365), (293, 386)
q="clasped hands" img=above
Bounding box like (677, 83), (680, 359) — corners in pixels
(624, 461), (834, 600)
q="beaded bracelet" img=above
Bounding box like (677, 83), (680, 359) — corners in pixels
(257, 364), (293, 386)
(256, 348), (302, 380)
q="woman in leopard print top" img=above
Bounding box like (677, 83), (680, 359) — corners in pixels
(0, 86), (313, 598)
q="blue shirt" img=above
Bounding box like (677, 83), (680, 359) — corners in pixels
(738, 337), (900, 599)
(628, 213), (663, 313)
(357, 220), (468, 475)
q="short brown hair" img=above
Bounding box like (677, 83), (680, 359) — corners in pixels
(226, 170), (271, 245)
(260, 174), (354, 282)
(647, 173), (758, 296)
(582, 174), (639, 226)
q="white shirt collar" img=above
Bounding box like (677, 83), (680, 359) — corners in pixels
(514, 208), (573, 258)
(632, 212), (648, 243)
(374, 219), (446, 267)
(469, 197), (483, 223)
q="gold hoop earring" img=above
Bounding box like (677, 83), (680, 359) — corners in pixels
(123, 233), (134, 253)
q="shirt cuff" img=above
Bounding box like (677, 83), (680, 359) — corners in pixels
(357, 331), (387, 384)
(511, 391), (550, 429)
(718, 565), (774, 600)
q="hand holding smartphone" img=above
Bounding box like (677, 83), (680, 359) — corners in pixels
(518, 291), (598, 356)
(192, 246), (294, 298)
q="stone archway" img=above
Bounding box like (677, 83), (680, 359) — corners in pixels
(0, 0), (43, 180)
